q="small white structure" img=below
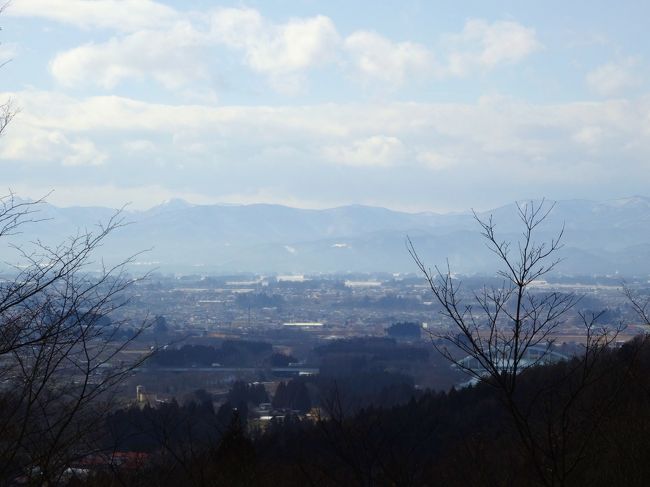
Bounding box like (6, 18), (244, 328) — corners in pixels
(282, 322), (324, 328)
(135, 385), (158, 407)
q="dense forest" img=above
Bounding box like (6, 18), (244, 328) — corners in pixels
(67, 335), (650, 486)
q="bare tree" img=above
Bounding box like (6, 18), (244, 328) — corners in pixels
(0, 193), (151, 484)
(0, 1), (17, 141)
(0, 15), (154, 483)
(408, 200), (625, 486)
(408, 200), (578, 392)
(623, 285), (650, 327)
(0, 98), (16, 138)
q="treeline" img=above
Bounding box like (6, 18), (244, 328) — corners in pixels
(386, 321), (422, 339)
(147, 341), (273, 367)
(86, 335), (650, 486)
(314, 337), (429, 376)
(103, 367), (419, 456)
(147, 337), (432, 374)
(314, 337), (428, 360)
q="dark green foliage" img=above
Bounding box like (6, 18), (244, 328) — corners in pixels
(98, 336), (650, 486)
(210, 410), (257, 485)
(269, 352), (297, 366)
(148, 340), (273, 367)
(216, 402), (248, 432)
(183, 389), (214, 408)
(105, 397), (220, 453)
(272, 379), (311, 413)
(315, 337), (429, 377)
(386, 321), (422, 339)
(227, 381), (270, 406)
(315, 370), (418, 413)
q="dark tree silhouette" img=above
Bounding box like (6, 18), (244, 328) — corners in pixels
(0, 195), (151, 484)
(0, 40), (151, 481)
(409, 200), (625, 486)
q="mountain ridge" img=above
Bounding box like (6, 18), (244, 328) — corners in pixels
(2, 196), (650, 275)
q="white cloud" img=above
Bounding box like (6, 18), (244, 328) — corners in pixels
(6, 3), (648, 211)
(587, 58), (641, 96)
(416, 150), (455, 170)
(62, 138), (107, 166)
(11, 3), (542, 93)
(572, 126), (603, 147)
(3, 90), (650, 206)
(123, 139), (155, 153)
(344, 31), (433, 85)
(44, 6), (340, 93)
(0, 124), (106, 166)
(343, 19), (540, 85)
(5, 91), (646, 155)
(444, 19), (541, 76)
(323, 135), (407, 167)
(209, 8), (340, 91)
(50, 22), (206, 89)
(7, 0), (179, 33)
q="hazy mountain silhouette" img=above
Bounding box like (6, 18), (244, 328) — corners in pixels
(3, 196), (650, 275)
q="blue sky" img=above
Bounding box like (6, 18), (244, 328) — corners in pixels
(1, 0), (649, 211)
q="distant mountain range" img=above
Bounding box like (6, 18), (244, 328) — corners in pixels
(3, 196), (650, 276)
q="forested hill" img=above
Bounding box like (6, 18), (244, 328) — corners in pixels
(97, 335), (650, 486)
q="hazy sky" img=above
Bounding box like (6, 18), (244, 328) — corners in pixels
(1, 0), (649, 211)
